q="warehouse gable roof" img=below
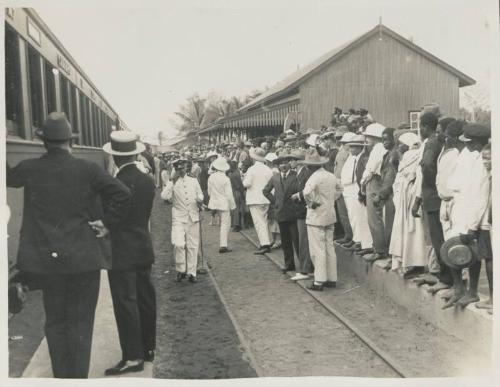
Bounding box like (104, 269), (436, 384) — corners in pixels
(239, 23), (475, 112)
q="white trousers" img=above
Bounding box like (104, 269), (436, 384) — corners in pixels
(344, 193), (372, 249)
(217, 210), (231, 248)
(171, 219), (200, 276)
(249, 204), (271, 247)
(307, 224), (337, 283)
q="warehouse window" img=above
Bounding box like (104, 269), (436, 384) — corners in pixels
(5, 25), (23, 136)
(409, 111), (420, 130)
(44, 60), (57, 114)
(27, 45), (44, 129)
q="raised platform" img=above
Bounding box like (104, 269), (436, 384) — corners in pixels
(336, 245), (492, 354)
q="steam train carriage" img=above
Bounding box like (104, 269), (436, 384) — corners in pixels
(5, 8), (128, 276)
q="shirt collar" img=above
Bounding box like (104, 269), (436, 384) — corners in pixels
(115, 161), (137, 177)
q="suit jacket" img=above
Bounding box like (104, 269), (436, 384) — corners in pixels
(420, 133), (443, 212)
(111, 164), (155, 270)
(262, 170), (301, 222)
(324, 147), (338, 174)
(296, 166), (312, 219)
(378, 148), (399, 200)
(7, 148), (131, 274)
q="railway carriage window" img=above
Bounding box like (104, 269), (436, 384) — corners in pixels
(5, 26), (23, 136)
(27, 45), (44, 129)
(79, 93), (89, 145)
(60, 75), (70, 121)
(44, 61), (57, 114)
(70, 84), (79, 143)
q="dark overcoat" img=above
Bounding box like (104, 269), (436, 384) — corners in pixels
(420, 133), (443, 212)
(111, 164), (156, 270)
(7, 148), (131, 274)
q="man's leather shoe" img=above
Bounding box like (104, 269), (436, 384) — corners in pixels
(334, 237), (351, 245)
(197, 268), (208, 275)
(254, 246), (271, 255)
(219, 247), (232, 253)
(232, 226), (241, 232)
(176, 272), (186, 282)
(364, 253), (387, 262)
(323, 281), (336, 288)
(188, 274), (197, 283)
(144, 350), (155, 362)
(105, 360), (144, 376)
(308, 283), (324, 291)
(342, 240), (355, 248)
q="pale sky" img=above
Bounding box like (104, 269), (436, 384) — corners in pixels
(13, 0), (497, 140)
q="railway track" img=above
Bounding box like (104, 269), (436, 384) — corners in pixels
(237, 229), (408, 378)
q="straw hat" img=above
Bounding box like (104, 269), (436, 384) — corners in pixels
(345, 134), (365, 146)
(299, 149), (329, 166)
(398, 132), (421, 148)
(264, 152), (278, 163)
(364, 123), (386, 138)
(339, 132), (357, 144)
(103, 130), (145, 156)
(250, 147), (266, 162)
(440, 236), (479, 270)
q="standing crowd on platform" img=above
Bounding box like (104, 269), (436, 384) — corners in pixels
(5, 102), (493, 379)
(157, 103), (492, 312)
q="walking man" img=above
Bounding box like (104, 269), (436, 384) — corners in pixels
(103, 131), (157, 375)
(161, 158), (204, 283)
(7, 112), (131, 378)
(243, 147), (274, 254)
(208, 157), (236, 253)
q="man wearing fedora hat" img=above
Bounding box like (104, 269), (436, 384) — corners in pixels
(7, 112), (131, 378)
(292, 150), (343, 291)
(161, 158), (204, 283)
(102, 131), (157, 375)
(243, 147), (274, 254)
(263, 154), (302, 273)
(208, 157), (236, 253)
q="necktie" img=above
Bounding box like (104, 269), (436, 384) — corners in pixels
(352, 158), (357, 183)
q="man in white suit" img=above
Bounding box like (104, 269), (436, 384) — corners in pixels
(161, 158), (204, 283)
(208, 157), (236, 253)
(243, 147), (273, 254)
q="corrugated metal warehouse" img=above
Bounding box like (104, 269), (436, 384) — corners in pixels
(200, 23), (475, 142)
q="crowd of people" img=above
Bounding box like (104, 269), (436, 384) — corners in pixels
(155, 104), (492, 312)
(6, 103), (493, 379)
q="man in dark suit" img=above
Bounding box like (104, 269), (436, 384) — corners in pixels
(412, 112), (453, 291)
(263, 154), (301, 273)
(103, 131), (157, 376)
(290, 150), (314, 281)
(7, 112), (131, 378)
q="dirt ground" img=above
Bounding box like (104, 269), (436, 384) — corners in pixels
(150, 194), (257, 379)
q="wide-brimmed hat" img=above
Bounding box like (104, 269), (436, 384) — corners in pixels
(339, 132), (357, 144)
(364, 122), (386, 138)
(276, 153), (300, 163)
(264, 152), (278, 163)
(345, 134), (365, 146)
(250, 147), (266, 162)
(299, 149), (329, 166)
(212, 157), (230, 172)
(103, 130), (145, 156)
(398, 132), (421, 147)
(206, 150), (218, 159)
(35, 112), (79, 141)
(459, 123), (491, 143)
(172, 157), (188, 167)
(244, 141), (252, 147)
(306, 134), (320, 147)
(440, 236), (479, 270)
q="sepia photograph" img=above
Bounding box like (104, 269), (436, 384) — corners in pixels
(2, 0), (498, 384)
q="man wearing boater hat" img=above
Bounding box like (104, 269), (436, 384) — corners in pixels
(7, 112), (131, 378)
(161, 157), (204, 283)
(102, 131), (157, 375)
